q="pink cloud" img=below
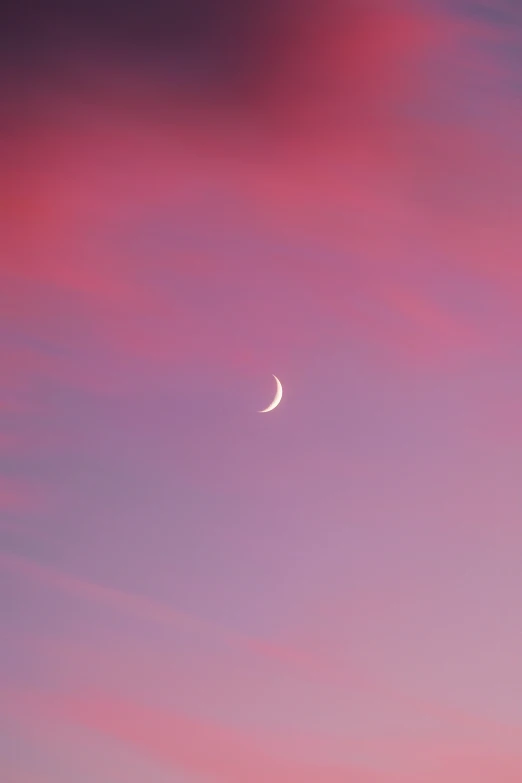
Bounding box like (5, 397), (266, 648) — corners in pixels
(0, 550), (327, 677)
(0, 549), (221, 633)
(4, 550), (520, 756)
(5, 687), (389, 783)
(2, 0), (518, 404)
(5, 682), (522, 783)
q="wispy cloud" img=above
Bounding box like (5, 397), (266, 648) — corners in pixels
(3, 0), (519, 403)
(0, 550), (324, 675)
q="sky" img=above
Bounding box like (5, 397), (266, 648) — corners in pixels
(2, 1), (522, 780)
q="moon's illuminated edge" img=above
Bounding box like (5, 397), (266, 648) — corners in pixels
(259, 375), (283, 413)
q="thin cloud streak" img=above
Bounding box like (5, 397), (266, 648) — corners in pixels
(0, 550), (324, 674)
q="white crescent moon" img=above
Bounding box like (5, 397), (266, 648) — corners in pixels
(259, 375), (283, 413)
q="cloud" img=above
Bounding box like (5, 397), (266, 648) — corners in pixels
(4, 548), (521, 755)
(5, 682), (522, 783)
(3, 0), (519, 407)
(4, 686), (390, 783)
(1, 549), (227, 633)
(0, 550), (326, 678)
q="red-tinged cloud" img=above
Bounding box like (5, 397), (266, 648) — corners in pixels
(3, 0), (519, 402)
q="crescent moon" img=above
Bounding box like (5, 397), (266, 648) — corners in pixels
(259, 375), (283, 413)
